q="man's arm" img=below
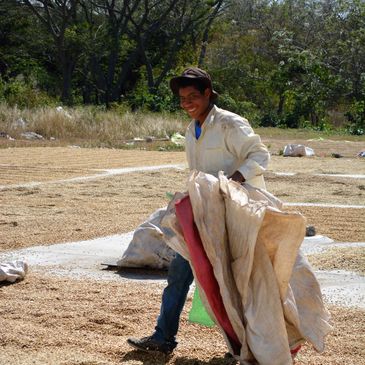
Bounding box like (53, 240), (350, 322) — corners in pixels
(225, 118), (270, 182)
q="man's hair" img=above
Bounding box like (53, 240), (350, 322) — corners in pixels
(170, 67), (218, 100)
(175, 77), (208, 95)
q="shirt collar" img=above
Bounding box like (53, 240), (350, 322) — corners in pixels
(203, 104), (217, 126)
(187, 105), (218, 134)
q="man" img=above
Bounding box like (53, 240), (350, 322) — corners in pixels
(127, 67), (270, 354)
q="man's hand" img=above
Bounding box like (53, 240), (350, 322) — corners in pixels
(228, 171), (245, 183)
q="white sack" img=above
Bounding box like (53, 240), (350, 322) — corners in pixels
(117, 193), (186, 269)
(162, 171), (332, 365)
(0, 261), (28, 283)
(283, 144), (315, 157)
(117, 208), (175, 269)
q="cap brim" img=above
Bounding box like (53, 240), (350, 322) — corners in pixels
(170, 75), (204, 95)
(170, 76), (218, 101)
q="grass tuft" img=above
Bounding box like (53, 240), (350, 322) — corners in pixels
(0, 103), (189, 145)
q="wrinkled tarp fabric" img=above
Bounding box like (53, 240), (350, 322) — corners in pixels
(116, 207), (176, 269)
(163, 171), (332, 365)
(117, 192), (188, 269)
(0, 261), (28, 283)
(175, 195), (242, 354)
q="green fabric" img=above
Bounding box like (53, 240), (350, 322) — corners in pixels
(189, 287), (215, 327)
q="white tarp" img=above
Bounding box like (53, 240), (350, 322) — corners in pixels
(0, 261), (28, 283)
(162, 171), (332, 365)
(283, 144), (315, 157)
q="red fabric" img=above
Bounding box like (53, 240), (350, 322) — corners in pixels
(290, 345), (301, 355)
(175, 195), (241, 354)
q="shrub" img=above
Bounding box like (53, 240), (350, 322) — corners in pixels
(0, 76), (57, 108)
(259, 113), (280, 127)
(216, 94), (260, 125)
(345, 101), (365, 135)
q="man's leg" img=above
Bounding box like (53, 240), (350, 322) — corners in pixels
(127, 253), (194, 353)
(153, 253), (194, 343)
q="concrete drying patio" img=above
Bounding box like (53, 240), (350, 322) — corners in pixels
(1, 233), (364, 309)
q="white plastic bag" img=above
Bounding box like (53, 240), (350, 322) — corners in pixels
(283, 144), (315, 157)
(0, 261), (28, 283)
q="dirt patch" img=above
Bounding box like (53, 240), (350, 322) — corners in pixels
(0, 145), (364, 364)
(268, 155), (365, 175)
(0, 149), (364, 251)
(295, 306), (364, 365)
(0, 147), (186, 184)
(261, 135), (364, 158)
(265, 172), (365, 205)
(284, 206), (364, 242)
(308, 247), (365, 275)
(0, 169), (188, 250)
(0, 273), (364, 365)
(1, 147), (364, 185)
(1, 170), (364, 251)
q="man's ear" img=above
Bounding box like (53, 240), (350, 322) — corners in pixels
(204, 88), (212, 98)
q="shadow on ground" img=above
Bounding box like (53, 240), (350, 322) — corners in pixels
(105, 266), (168, 281)
(120, 350), (237, 364)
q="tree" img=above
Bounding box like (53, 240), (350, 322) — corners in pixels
(205, 0), (365, 127)
(21, 0), (83, 104)
(77, 0), (225, 107)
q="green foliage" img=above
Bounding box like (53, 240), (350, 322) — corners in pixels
(346, 101), (365, 135)
(217, 93), (260, 125)
(259, 113), (281, 128)
(204, 0), (365, 133)
(0, 76), (57, 108)
(0, 0), (364, 136)
(109, 102), (131, 115)
(125, 80), (176, 113)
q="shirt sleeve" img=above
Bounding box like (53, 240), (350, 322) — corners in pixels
(224, 118), (270, 181)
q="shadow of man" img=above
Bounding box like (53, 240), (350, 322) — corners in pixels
(121, 350), (237, 365)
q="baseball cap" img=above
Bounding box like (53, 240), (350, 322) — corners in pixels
(170, 67), (218, 100)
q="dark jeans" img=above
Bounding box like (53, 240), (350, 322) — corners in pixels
(152, 253), (194, 346)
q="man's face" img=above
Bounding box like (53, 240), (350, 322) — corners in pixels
(179, 86), (211, 123)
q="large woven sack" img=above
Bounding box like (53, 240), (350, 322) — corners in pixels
(162, 171), (332, 365)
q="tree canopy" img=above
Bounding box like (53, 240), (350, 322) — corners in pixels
(0, 0), (364, 133)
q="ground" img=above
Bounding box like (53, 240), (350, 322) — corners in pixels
(0, 137), (364, 365)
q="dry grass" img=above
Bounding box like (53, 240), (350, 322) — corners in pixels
(1, 103), (364, 154)
(308, 247), (365, 275)
(0, 103), (188, 142)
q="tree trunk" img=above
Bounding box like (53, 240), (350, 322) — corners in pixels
(277, 94), (285, 115)
(198, 0), (224, 67)
(60, 53), (75, 105)
(112, 49), (141, 100)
